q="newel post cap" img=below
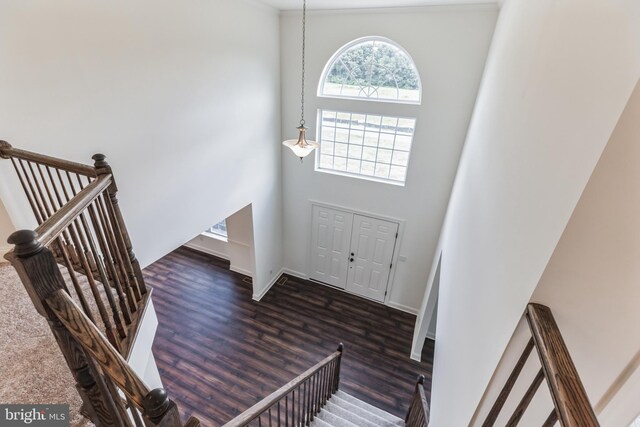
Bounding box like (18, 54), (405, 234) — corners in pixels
(143, 388), (171, 419)
(92, 153), (109, 169)
(8, 230), (43, 257)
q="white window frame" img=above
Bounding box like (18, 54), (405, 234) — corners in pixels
(315, 36), (422, 186)
(317, 36), (423, 105)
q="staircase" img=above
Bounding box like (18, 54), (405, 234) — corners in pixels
(311, 391), (403, 427)
(1, 142), (600, 427)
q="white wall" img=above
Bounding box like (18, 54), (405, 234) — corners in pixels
(0, 198), (15, 262)
(186, 204), (257, 279)
(430, 0), (640, 425)
(472, 78), (640, 427)
(226, 204), (257, 278)
(280, 5), (498, 313)
(0, 0), (284, 293)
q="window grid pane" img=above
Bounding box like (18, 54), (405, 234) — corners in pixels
(317, 109), (415, 184)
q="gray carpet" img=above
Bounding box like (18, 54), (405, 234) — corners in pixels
(0, 263), (92, 426)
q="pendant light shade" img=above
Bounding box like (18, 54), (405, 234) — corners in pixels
(283, 0), (318, 161)
(283, 125), (319, 159)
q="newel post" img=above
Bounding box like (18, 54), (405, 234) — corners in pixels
(92, 153), (147, 298)
(142, 388), (185, 427)
(334, 343), (344, 393)
(6, 230), (125, 427)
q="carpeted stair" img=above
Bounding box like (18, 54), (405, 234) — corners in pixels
(311, 390), (404, 427)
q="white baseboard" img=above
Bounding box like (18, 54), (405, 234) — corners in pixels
(283, 268), (307, 279)
(387, 301), (419, 315)
(184, 242), (229, 261)
(410, 351), (422, 362)
(230, 265), (253, 277)
(252, 267), (285, 302)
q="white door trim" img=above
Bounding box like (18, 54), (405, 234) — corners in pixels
(307, 200), (405, 307)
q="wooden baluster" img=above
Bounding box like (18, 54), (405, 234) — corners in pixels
(482, 338), (535, 426)
(310, 374), (317, 421)
(307, 378), (312, 423)
(77, 208), (128, 339)
(64, 211), (121, 349)
(302, 381), (307, 426)
(17, 159), (50, 221)
(285, 395), (289, 427)
(93, 154), (147, 299)
(87, 200), (133, 323)
(292, 390), (296, 427)
(35, 163), (60, 215)
(325, 362), (331, 401)
(506, 369), (545, 427)
(96, 193), (139, 312)
(306, 380), (311, 425)
(542, 409), (558, 427)
(27, 161), (55, 217)
(278, 401), (281, 427)
(41, 167), (97, 321)
(7, 155), (44, 223)
(5, 230), (125, 427)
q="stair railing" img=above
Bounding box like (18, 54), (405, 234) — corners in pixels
(481, 303), (599, 427)
(405, 375), (429, 427)
(1, 141), (148, 357)
(222, 344), (344, 427)
(7, 230), (200, 427)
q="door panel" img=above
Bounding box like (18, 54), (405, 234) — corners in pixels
(309, 205), (353, 288)
(346, 215), (398, 302)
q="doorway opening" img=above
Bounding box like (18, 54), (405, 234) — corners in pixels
(185, 204), (256, 284)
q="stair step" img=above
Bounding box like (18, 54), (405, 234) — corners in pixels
(310, 391), (404, 427)
(311, 417), (334, 427)
(316, 408), (359, 427)
(323, 401), (381, 427)
(335, 391), (404, 424)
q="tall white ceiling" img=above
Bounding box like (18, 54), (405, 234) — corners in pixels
(254, 0), (498, 11)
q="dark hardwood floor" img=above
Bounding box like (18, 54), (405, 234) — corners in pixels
(145, 246), (434, 426)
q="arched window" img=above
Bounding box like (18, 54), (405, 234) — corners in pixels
(319, 37), (421, 104)
(316, 37), (421, 185)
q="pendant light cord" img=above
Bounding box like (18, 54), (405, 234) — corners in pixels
(300, 0), (307, 127)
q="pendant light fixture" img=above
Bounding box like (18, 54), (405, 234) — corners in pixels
(282, 0), (319, 161)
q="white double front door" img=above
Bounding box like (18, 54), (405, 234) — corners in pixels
(309, 205), (399, 302)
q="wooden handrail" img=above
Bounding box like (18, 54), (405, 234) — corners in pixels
(526, 303), (599, 427)
(46, 289), (150, 407)
(482, 304), (598, 427)
(405, 375), (429, 427)
(0, 140), (97, 177)
(222, 344), (344, 427)
(31, 174), (112, 248)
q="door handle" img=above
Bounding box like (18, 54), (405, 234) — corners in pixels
(350, 258), (354, 262)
